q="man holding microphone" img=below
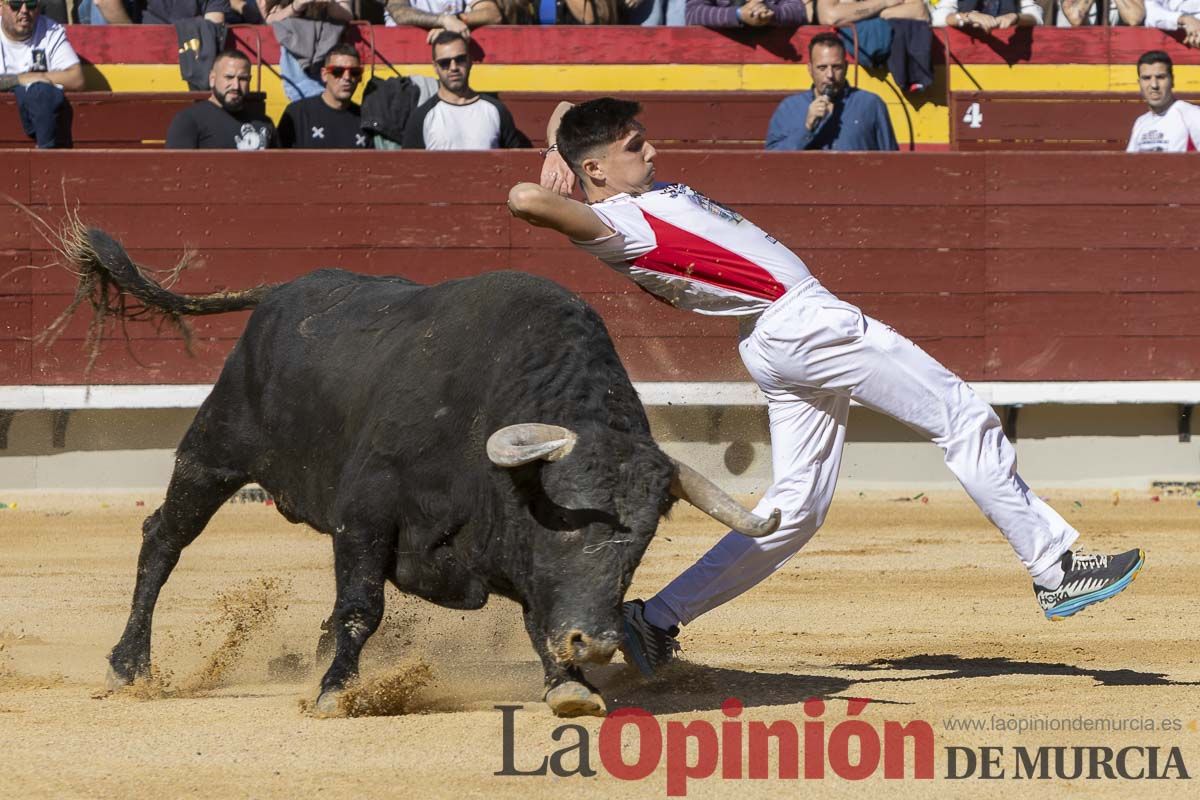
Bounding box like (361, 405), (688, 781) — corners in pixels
(765, 33), (898, 151)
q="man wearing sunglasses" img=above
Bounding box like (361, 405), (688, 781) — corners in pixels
(0, 0), (83, 148)
(400, 30), (529, 150)
(278, 43), (370, 148)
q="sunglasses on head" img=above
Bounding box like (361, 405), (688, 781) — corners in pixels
(435, 55), (469, 70)
(325, 66), (363, 80)
(6, 0), (38, 10)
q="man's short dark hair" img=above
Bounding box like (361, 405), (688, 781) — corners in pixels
(431, 31), (468, 58)
(325, 43), (361, 62)
(213, 49), (252, 69)
(1137, 50), (1173, 77)
(808, 33), (846, 60)
(556, 98), (643, 178)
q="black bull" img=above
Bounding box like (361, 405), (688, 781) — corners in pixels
(76, 229), (779, 717)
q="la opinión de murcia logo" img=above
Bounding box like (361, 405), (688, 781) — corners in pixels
(496, 699), (1191, 794)
(497, 697), (935, 795)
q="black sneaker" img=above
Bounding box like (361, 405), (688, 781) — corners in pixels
(620, 599), (680, 678)
(1034, 548), (1145, 620)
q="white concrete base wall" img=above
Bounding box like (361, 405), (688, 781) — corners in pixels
(1, 404), (1196, 492)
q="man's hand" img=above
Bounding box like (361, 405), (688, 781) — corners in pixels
(961, 11), (999, 31)
(805, 95), (834, 131)
(1182, 15), (1200, 48)
(737, 0), (775, 26)
(540, 150), (576, 197)
(439, 13), (470, 36)
(994, 12), (1018, 28)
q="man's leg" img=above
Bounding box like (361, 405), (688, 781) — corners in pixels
(13, 83), (66, 149)
(647, 389), (849, 629)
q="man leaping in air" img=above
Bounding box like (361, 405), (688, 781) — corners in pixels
(506, 98), (1145, 677)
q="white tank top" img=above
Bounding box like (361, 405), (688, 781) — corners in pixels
(571, 183), (813, 316)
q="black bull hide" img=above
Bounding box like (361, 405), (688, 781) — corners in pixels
(96, 236), (683, 717)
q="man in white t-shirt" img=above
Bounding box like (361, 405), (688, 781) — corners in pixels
(400, 31), (528, 150)
(0, 0), (83, 148)
(1127, 50), (1200, 152)
(508, 98), (1145, 677)
(1145, 0), (1200, 46)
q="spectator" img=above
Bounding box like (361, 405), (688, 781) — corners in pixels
(1145, 0), (1200, 45)
(142, 0), (230, 23)
(1127, 50), (1200, 151)
(816, 0), (928, 25)
(78, 0), (140, 23)
(557, 0), (621, 22)
(401, 31), (531, 150)
(626, 0), (686, 25)
(387, 0), (536, 43)
(1056, 0), (1143, 24)
(265, 0), (353, 101)
(685, 0), (809, 26)
(0, 0), (83, 149)
(278, 43), (371, 148)
(765, 32), (898, 151)
(930, 0), (1043, 29)
(166, 49), (277, 149)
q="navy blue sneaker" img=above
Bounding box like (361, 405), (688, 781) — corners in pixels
(620, 599), (680, 678)
(1035, 549), (1145, 621)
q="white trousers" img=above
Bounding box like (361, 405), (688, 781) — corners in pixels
(656, 280), (1079, 626)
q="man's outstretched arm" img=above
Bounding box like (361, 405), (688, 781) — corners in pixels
(507, 183), (613, 242)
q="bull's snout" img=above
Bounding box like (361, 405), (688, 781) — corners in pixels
(560, 629), (621, 665)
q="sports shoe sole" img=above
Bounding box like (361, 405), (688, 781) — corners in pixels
(1046, 549), (1145, 621)
(620, 617), (657, 678)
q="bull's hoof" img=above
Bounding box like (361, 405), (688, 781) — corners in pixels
(311, 689), (346, 718)
(546, 681), (606, 718)
(105, 664), (134, 691)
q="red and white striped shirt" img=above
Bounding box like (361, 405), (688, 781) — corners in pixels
(572, 183), (813, 316)
(1127, 100), (1200, 153)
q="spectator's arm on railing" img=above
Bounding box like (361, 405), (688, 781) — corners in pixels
(770, 0), (811, 25)
(1058, 0), (1093, 26)
(461, 0), (505, 25)
(881, 0), (930, 20)
(685, 0), (743, 26)
(95, 0), (134, 23)
(387, 0), (471, 34)
(1113, 0), (1145, 25)
(817, 0), (904, 27)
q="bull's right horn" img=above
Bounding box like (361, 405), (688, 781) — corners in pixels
(487, 423), (578, 467)
(670, 459), (782, 538)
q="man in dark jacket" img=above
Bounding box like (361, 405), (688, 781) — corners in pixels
(401, 31), (529, 150)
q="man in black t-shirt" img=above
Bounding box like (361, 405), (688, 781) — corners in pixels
(166, 49), (276, 150)
(278, 43), (371, 149)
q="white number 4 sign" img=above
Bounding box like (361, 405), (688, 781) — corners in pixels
(962, 102), (983, 129)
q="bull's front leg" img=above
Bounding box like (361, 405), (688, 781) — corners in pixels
(312, 524), (391, 715)
(522, 610), (606, 718)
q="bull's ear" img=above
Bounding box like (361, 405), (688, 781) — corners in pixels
(487, 424), (578, 468)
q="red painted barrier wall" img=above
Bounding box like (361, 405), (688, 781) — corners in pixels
(1, 151), (1198, 385)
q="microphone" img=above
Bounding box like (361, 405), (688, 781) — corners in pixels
(821, 84), (836, 101)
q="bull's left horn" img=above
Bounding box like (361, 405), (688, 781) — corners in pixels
(670, 459), (781, 538)
(487, 423), (578, 467)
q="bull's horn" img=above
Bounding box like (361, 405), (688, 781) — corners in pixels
(670, 459), (782, 538)
(487, 423), (578, 467)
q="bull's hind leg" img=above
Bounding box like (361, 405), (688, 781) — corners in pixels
(312, 524), (393, 715)
(107, 455), (246, 688)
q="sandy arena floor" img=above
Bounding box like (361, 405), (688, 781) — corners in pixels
(0, 489), (1196, 798)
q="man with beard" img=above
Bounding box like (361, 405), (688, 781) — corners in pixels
(1127, 50), (1200, 152)
(0, 0), (84, 149)
(400, 31), (528, 151)
(278, 43), (370, 149)
(166, 49), (276, 150)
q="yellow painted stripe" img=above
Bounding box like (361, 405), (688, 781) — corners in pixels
(87, 63), (1200, 146)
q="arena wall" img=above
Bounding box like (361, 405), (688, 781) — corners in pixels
(1, 151), (1197, 490)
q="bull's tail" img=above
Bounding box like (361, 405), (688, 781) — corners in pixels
(40, 218), (278, 379)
